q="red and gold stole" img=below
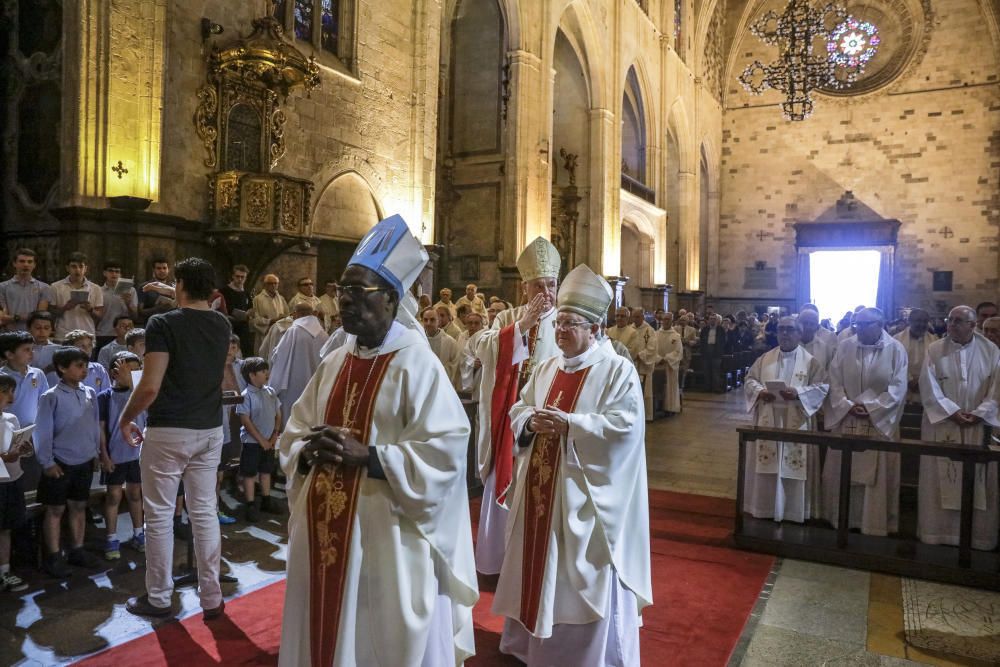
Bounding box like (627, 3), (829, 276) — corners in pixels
(518, 366), (591, 634)
(306, 352), (395, 667)
(489, 322), (539, 503)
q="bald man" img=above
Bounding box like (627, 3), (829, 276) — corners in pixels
(607, 307), (636, 348)
(251, 274), (289, 353)
(455, 283), (487, 316)
(798, 308), (833, 370)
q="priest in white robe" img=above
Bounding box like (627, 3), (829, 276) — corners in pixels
(250, 275), (289, 353)
(494, 264), (651, 666)
(258, 315), (293, 360)
(472, 237), (561, 575)
(822, 308), (908, 536)
(627, 308), (659, 419)
(674, 314), (698, 389)
(918, 306), (1000, 550)
(655, 312), (683, 414)
(606, 307), (635, 348)
(798, 307), (834, 370)
(278, 215), (477, 667)
(421, 306), (462, 389)
(894, 308), (937, 403)
(458, 310), (487, 395)
(802, 303), (838, 353)
(744, 317), (828, 523)
(269, 302), (329, 428)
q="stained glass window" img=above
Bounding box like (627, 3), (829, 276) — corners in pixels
(674, 0), (682, 50)
(321, 0), (339, 55)
(294, 0), (314, 41)
(827, 17), (880, 70)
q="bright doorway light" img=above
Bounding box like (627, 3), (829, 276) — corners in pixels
(809, 250), (881, 324)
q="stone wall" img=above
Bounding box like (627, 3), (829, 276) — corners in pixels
(717, 0), (1000, 316)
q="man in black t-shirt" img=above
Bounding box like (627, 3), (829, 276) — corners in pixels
(118, 257), (232, 620)
(219, 264), (252, 357)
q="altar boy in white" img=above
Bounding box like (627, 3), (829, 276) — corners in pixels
(277, 214), (478, 667)
(743, 316), (828, 523)
(918, 306), (1000, 550)
(822, 308), (908, 536)
(493, 264), (652, 667)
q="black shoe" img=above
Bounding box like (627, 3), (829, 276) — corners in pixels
(245, 498), (260, 523)
(203, 599), (226, 620)
(260, 496), (281, 515)
(43, 553), (70, 579)
(67, 547), (100, 568)
(126, 594), (173, 618)
(173, 516), (191, 541)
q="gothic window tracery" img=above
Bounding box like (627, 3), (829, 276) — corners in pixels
(277, 0), (355, 72)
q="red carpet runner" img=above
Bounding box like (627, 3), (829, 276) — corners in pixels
(76, 490), (772, 666)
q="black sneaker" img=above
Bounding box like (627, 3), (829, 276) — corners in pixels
(245, 499), (260, 523)
(67, 547), (101, 569)
(260, 496), (282, 515)
(0, 571), (28, 592)
(126, 594), (173, 618)
(43, 553), (70, 579)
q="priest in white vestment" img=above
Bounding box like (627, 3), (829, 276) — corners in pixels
(674, 315), (698, 388)
(278, 215), (477, 667)
(269, 302), (329, 428)
(494, 264), (652, 666)
(893, 308), (937, 403)
(458, 311), (487, 395)
(744, 317), (828, 523)
(918, 306), (1000, 550)
(822, 308), (908, 536)
(422, 306), (462, 389)
(472, 237), (561, 575)
(250, 275), (289, 353)
(655, 312), (683, 413)
(801, 303), (838, 353)
(798, 307), (834, 370)
(627, 308), (658, 419)
(258, 315), (293, 360)
(606, 307), (635, 348)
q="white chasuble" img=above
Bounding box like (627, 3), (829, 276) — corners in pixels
(743, 347), (828, 522)
(655, 328), (683, 413)
(894, 328), (938, 402)
(802, 337), (833, 370)
(278, 324), (478, 667)
(822, 330), (908, 536)
(627, 322), (658, 418)
(269, 315), (329, 428)
(918, 333), (1000, 550)
(493, 340), (652, 645)
(427, 329), (462, 390)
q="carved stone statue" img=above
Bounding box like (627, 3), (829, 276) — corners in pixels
(559, 148), (578, 186)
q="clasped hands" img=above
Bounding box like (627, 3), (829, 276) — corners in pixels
(529, 408), (569, 436)
(949, 410), (982, 427)
(759, 388), (799, 403)
(301, 425), (367, 468)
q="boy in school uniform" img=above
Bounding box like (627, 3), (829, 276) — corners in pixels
(235, 357), (281, 522)
(34, 347), (102, 577)
(0, 331), (49, 428)
(0, 374), (30, 591)
(28, 312), (59, 373)
(51, 330), (111, 395)
(125, 328), (145, 358)
(50, 252), (104, 340)
(99, 352), (146, 560)
(97, 316), (135, 370)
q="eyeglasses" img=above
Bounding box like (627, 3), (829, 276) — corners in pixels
(552, 319), (592, 331)
(336, 285), (391, 299)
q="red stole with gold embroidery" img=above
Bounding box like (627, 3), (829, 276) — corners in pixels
(490, 322), (539, 503)
(518, 365), (591, 634)
(306, 352), (395, 667)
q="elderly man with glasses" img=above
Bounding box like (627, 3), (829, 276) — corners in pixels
(250, 274), (289, 354)
(288, 276), (322, 314)
(822, 307), (908, 536)
(277, 215), (477, 666)
(493, 264), (651, 666)
(917, 305), (1000, 550)
(743, 316), (828, 523)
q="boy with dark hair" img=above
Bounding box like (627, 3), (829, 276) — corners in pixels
(35, 347), (101, 577)
(0, 248), (52, 332)
(98, 316), (135, 370)
(50, 252), (104, 340)
(99, 352), (146, 560)
(28, 311), (58, 372)
(0, 373), (30, 591)
(0, 331), (49, 428)
(236, 357), (281, 522)
(125, 327), (146, 357)
(54, 330), (111, 395)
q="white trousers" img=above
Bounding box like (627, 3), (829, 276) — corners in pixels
(499, 575), (641, 667)
(140, 426), (224, 609)
(476, 470), (508, 575)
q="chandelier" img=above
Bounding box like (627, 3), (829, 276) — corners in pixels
(738, 0), (848, 121)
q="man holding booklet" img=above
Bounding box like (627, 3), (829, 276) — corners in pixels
(50, 252), (104, 341)
(96, 260), (139, 353)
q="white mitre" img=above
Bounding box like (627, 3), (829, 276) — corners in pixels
(557, 264), (613, 323)
(516, 237), (561, 282)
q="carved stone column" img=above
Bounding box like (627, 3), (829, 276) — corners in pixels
(420, 244), (443, 299)
(606, 275), (629, 312)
